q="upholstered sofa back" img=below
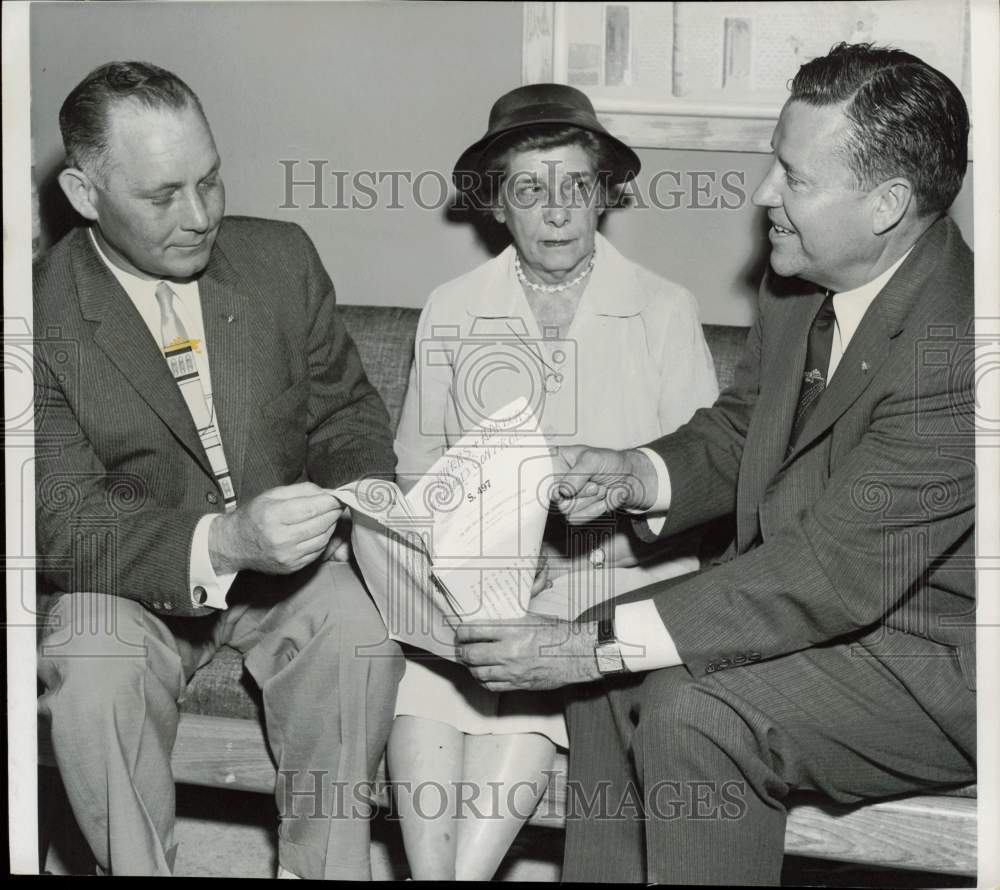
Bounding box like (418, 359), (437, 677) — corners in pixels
(338, 305), (750, 432)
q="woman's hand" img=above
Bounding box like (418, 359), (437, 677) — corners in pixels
(530, 540), (562, 596)
(529, 514), (669, 604)
(591, 528), (643, 569)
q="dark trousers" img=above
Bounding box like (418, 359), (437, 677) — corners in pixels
(38, 560), (403, 878)
(562, 619), (975, 884)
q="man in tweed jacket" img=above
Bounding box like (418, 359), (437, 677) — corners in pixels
(35, 61), (402, 878)
(456, 44), (976, 883)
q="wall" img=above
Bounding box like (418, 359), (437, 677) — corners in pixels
(31, 1), (975, 327)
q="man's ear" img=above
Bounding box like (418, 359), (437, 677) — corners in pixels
(870, 178), (913, 235)
(57, 167), (100, 222)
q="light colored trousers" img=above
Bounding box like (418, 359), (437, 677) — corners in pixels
(37, 560), (403, 878)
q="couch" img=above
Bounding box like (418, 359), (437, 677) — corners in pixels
(39, 305), (977, 878)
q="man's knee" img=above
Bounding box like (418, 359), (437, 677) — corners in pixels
(632, 668), (739, 748)
(283, 562), (387, 633)
(38, 593), (184, 713)
(329, 565), (403, 698)
(251, 561), (401, 689)
(311, 562), (398, 656)
(359, 637), (404, 702)
(39, 592), (151, 658)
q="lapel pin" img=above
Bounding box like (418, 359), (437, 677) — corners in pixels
(225, 314), (235, 323)
(861, 361), (869, 374)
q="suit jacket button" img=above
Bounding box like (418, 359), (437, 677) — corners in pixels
(206, 492), (219, 505)
(748, 651), (762, 662)
(192, 586), (208, 605)
(706, 662), (717, 673)
(162, 602), (173, 611)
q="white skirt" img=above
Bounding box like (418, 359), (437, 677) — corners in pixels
(393, 556), (699, 748)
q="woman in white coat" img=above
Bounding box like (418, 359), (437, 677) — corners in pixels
(389, 83), (719, 880)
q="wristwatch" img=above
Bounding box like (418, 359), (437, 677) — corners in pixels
(594, 616), (627, 675)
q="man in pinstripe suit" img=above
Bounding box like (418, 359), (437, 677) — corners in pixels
(35, 62), (402, 878)
(457, 44), (976, 883)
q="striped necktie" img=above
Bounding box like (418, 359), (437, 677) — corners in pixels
(155, 281), (237, 511)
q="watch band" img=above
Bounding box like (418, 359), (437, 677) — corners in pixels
(597, 616), (616, 645)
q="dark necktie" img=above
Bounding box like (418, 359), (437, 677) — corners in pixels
(788, 292), (836, 449)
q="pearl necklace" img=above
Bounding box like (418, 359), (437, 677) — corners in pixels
(514, 251), (595, 293)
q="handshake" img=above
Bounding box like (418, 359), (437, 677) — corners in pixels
(550, 444), (660, 523)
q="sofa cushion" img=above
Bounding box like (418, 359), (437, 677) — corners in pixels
(339, 305), (420, 430)
(181, 647), (262, 720)
(703, 323), (749, 392)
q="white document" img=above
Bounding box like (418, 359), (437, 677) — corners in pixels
(330, 396), (556, 660)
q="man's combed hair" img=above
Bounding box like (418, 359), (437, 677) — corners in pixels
(790, 42), (969, 218)
(59, 61), (204, 174)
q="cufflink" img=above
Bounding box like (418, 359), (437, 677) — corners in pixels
(192, 585), (208, 605)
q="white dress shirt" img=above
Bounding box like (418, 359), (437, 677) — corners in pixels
(90, 231), (237, 609)
(617, 251), (912, 671)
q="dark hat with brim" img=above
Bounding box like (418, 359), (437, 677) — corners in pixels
(453, 83), (640, 196)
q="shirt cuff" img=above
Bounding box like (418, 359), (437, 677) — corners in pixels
(629, 446), (672, 535)
(614, 599), (683, 672)
(190, 514), (237, 609)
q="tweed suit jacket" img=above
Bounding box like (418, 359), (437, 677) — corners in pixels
(34, 216), (396, 617)
(637, 217), (976, 695)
